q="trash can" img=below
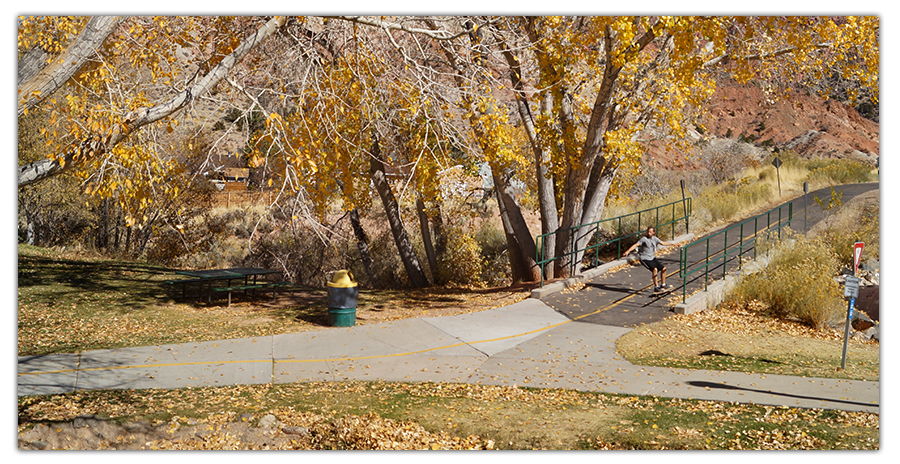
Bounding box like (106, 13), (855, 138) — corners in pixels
(326, 270), (358, 327)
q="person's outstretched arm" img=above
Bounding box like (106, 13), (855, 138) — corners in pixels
(624, 241), (639, 256)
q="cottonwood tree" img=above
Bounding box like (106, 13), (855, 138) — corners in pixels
(19, 15), (878, 286)
(339, 15), (878, 282)
(245, 18), (470, 287)
(17, 16), (288, 199)
(17, 15), (294, 260)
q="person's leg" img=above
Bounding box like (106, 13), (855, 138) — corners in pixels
(660, 265), (667, 286)
(651, 268), (659, 288)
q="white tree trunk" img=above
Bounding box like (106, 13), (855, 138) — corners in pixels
(18, 16), (288, 188)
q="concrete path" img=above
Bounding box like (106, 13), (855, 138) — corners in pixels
(17, 183), (879, 413)
(18, 298), (878, 413)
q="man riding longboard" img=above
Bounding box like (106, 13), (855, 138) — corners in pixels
(623, 226), (677, 294)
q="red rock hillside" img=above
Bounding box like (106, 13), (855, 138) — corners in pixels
(644, 77), (879, 168)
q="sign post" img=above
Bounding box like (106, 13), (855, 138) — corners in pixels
(772, 157), (783, 197)
(840, 242), (864, 369)
(803, 182), (809, 236)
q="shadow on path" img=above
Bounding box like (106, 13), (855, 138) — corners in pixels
(685, 380), (878, 409)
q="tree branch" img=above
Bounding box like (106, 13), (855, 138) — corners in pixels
(703, 42), (833, 68)
(18, 16), (126, 117)
(18, 15), (288, 188)
(327, 16), (471, 41)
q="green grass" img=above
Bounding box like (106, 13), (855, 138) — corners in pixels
(617, 315), (879, 382)
(18, 381), (879, 450)
(17, 244), (529, 356)
(16, 244), (326, 355)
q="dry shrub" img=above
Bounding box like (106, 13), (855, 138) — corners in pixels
(364, 227), (407, 288)
(806, 159), (876, 185)
(700, 141), (755, 184)
(734, 235), (844, 329)
(305, 412), (491, 450)
(816, 199), (879, 270)
(436, 223), (485, 287)
(697, 179), (773, 226)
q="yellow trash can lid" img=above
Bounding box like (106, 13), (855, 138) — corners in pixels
(327, 270), (357, 288)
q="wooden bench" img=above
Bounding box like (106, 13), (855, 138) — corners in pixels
(214, 283), (270, 307)
(214, 281), (300, 306)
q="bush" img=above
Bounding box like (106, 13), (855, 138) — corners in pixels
(698, 179), (773, 226)
(806, 159), (875, 185)
(473, 221), (511, 287)
(437, 223), (486, 287)
(733, 235), (844, 329)
(700, 141), (753, 184)
(817, 202), (879, 270)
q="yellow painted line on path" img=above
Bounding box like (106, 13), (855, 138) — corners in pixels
(19, 320), (578, 377)
(20, 269), (684, 379)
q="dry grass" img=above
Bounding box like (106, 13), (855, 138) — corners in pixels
(19, 379), (879, 450)
(17, 243), (531, 356)
(616, 300), (879, 381)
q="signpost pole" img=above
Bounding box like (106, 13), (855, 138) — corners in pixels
(772, 157), (783, 197)
(840, 242), (865, 370)
(803, 182), (809, 236)
(840, 295), (856, 370)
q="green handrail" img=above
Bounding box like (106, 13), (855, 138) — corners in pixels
(536, 197), (692, 287)
(677, 202), (792, 303)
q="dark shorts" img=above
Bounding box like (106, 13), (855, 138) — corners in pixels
(640, 258), (665, 272)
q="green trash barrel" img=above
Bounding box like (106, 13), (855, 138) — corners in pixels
(326, 270), (358, 327)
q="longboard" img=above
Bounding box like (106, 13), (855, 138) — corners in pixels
(649, 286), (676, 297)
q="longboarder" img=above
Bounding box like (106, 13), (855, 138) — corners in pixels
(623, 226), (677, 293)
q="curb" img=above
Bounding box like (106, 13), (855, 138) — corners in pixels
(674, 243), (780, 315)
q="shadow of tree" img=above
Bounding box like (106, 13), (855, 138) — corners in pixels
(18, 254), (178, 312)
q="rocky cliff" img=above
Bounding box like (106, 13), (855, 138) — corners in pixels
(645, 77), (879, 169)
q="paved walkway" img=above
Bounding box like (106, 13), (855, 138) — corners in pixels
(18, 298), (878, 412)
(18, 183), (880, 413)
(544, 182), (880, 325)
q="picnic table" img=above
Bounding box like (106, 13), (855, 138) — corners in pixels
(165, 267), (285, 304)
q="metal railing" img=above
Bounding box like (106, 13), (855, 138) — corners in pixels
(537, 198), (692, 287)
(677, 202), (792, 303)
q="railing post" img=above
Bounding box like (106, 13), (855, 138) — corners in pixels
(617, 216), (622, 259)
(723, 229), (728, 279)
(754, 216), (759, 259)
(705, 239), (710, 290)
(680, 246), (687, 303)
(685, 198), (690, 234)
(672, 203), (676, 238)
(537, 234), (544, 288)
(570, 230), (576, 278)
(789, 202), (792, 229)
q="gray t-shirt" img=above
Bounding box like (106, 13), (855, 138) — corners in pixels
(636, 235), (662, 261)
